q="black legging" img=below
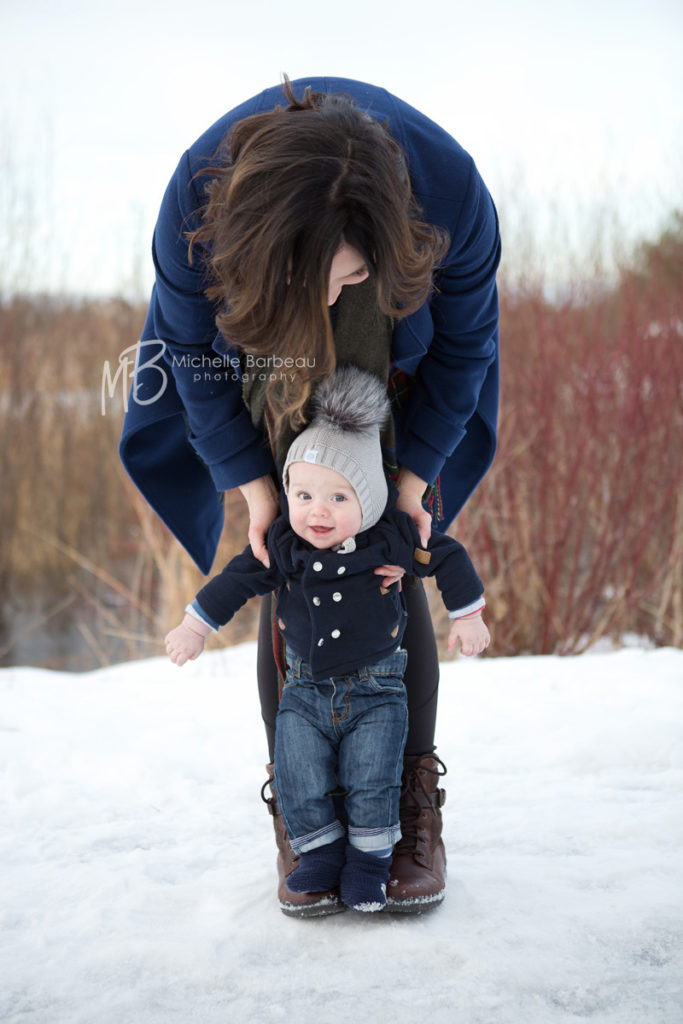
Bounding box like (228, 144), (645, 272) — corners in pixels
(257, 576), (440, 762)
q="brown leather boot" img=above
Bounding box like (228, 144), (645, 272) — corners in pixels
(385, 754), (447, 913)
(261, 765), (345, 917)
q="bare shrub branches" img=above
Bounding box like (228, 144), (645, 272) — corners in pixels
(450, 221), (683, 654)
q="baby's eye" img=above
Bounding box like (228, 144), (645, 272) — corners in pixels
(296, 491), (311, 501)
(332, 494), (347, 502)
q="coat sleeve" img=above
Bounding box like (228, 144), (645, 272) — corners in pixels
(194, 541), (285, 628)
(120, 124), (277, 575)
(387, 510), (484, 612)
(142, 149), (277, 492)
(420, 529), (485, 614)
(393, 153), (501, 489)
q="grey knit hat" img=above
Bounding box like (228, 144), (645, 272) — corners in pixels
(283, 366), (390, 532)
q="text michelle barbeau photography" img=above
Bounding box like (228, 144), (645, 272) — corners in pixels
(101, 341), (316, 415)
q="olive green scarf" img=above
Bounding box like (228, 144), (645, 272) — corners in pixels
(242, 278), (396, 475)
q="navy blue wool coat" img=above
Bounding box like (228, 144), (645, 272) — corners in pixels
(194, 495), (484, 681)
(119, 77), (501, 574)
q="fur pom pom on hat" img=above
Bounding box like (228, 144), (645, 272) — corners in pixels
(283, 366), (390, 532)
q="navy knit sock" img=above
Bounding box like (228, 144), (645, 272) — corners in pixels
(287, 837), (346, 893)
(340, 845), (391, 912)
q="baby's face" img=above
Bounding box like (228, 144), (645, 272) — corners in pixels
(287, 462), (362, 549)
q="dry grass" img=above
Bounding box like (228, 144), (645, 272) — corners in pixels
(1, 215), (681, 668)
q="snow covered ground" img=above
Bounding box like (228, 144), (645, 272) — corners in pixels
(1, 644), (681, 1024)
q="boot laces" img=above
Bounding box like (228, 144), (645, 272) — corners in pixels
(394, 756), (447, 855)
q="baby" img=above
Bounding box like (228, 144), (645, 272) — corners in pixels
(166, 366), (489, 912)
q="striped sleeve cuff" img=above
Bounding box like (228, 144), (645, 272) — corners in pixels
(448, 597), (486, 620)
(186, 601), (220, 632)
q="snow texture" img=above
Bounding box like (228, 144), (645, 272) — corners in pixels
(1, 644), (682, 1024)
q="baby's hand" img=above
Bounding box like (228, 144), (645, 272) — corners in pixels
(447, 612), (490, 657)
(165, 614), (211, 666)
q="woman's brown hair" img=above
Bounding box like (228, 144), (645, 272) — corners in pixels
(188, 77), (449, 430)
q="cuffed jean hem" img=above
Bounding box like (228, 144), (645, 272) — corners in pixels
(348, 823), (402, 852)
(290, 818), (346, 855)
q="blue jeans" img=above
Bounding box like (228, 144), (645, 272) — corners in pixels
(274, 648), (409, 855)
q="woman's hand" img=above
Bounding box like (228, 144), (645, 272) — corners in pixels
(238, 475), (280, 567)
(373, 467), (431, 589)
(396, 467), (432, 548)
(373, 564), (406, 589)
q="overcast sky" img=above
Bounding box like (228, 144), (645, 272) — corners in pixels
(1, 0), (681, 296)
